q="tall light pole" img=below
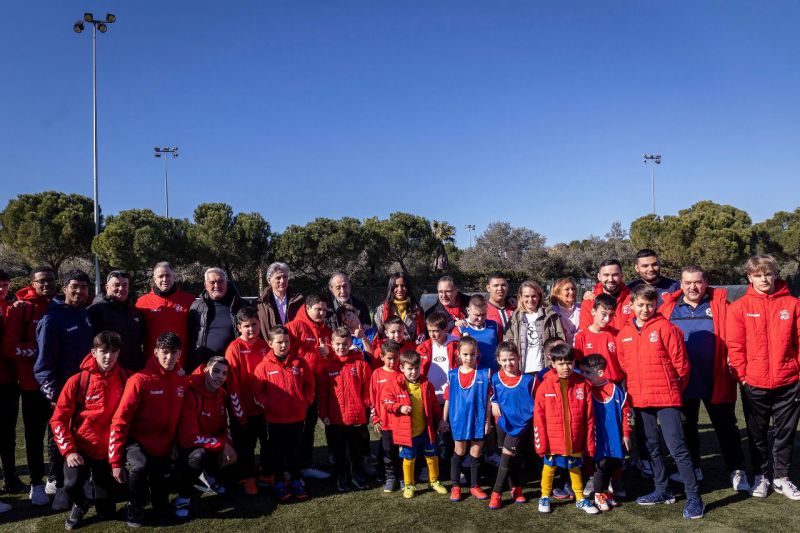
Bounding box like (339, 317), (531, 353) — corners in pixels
(154, 147), (179, 217)
(74, 12), (116, 295)
(465, 224), (476, 248)
(643, 154), (662, 215)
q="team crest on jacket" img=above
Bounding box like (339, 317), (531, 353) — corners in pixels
(575, 388), (585, 401)
(622, 305), (631, 315)
(607, 342), (616, 353)
(350, 367), (358, 376)
(780, 310), (790, 321)
(175, 304), (185, 312)
(291, 367), (301, 375)
(705, 308), (713, 317)
(176, 385), (185, 398)
(649, 331), (659, 343)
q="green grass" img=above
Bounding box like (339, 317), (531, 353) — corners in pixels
(3, 404), (800, 532)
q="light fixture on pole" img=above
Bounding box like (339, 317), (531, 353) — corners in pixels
(153, 146), (179, 217)
(74, 12), (116, 295)
(642, 154), (662, 215)
(464, 224), (476, 248)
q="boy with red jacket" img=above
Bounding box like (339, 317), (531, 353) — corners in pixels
(287, 294), (333, 480)
(534, 344), (598, 515)
(225, 307), (270, 494)
(726, 255), (800, 500)
(381, 350), (448, 499)
(616, 284), (703, 519)
(1, 266), (56, 501)
(50, 331), (129, 529)
(254, 325), (314, 501)
(369, 340), (401, 492)
(573, 294), (623, 383)
(371, 316), (417, 370)
(318, 327), (372, 492)
(109, 332), (187, 528)
(174, 357), (236, 519)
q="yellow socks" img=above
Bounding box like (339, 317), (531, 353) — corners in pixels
(569, 466), (584, 501)
(541, 463), (556, 497)
(403, 459), (415, 486)
(425, 456), (439, 482)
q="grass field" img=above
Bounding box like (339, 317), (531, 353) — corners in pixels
(2, 403), (800, 532)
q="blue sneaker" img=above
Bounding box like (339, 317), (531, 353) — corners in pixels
(538, 497), (551, 513)
(683, 497), (704, 519)
(383, 478), (398, 493)
(576, 498), (600, 514)
(636, 491), (676, 505)
(290, 479), (308, 501)
(274, 481), (291, 502)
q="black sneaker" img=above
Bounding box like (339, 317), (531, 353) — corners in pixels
(1, 475), (27, 494)
(65, 503), (88, 530)
(336, 476), (349, 493)
(126, 502), (144, 528)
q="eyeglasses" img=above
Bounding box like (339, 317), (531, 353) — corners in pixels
(33, 278), (56, 285)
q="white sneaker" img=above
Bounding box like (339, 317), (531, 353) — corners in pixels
(301, 467), (331, 480)
(0, 501), (11, 513)
(486, 453), (501, 467)
(750, 475), (770, 498)
(669, 467), (703, 483)
(29, 484), (49, 506)
(52, 487), (71, 511)
(45, 479), (58, 495)
(731, 470), (751, 492)
(773, 477), (800, 500)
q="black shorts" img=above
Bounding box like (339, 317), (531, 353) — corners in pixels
(497, 423), (532, 455)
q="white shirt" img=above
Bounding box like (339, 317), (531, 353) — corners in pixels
(524, 312), (543, 373)
(554, 303), (581, 345)
(274, 294), (288, 324)
(429, 341), (451, 403)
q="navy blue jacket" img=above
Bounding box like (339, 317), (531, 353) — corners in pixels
(34, 297), (94, 402)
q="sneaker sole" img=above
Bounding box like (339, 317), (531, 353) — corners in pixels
(775, 488), (800, 501)
(538, 507), (551, 513)
(637, 498), (676, 506)
(684, 505), (705, 519)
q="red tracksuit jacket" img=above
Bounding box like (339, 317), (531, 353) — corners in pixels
(573, 327), (623, 383)
(616, 314), (689, 408)
(371, 339), (416, 370)
(533, 370), (595, 457)
(225, 336), (270, 421)
(109, 357), (187, 466)
(2, 286), (52, 391)
(50, 354), (128, 461)
(579, 283), (633, 332)
(381, 374), (442, 447)
(286, 306), (332, 375)
(317, 350), (371, 425)
(253, 350), (314, 424)
(415, 337), (459, 376)
(369, 367), (400, 427)
(726, 281), (800, 390)
(135, 287), (195, 365)
(660, 287), (736, 404)
(177, 368), (231, 452)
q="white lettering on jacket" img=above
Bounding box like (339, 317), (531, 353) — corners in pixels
(149, 389), (164, 395)
(746, 313), (761, 318)
(66, 326), (78, 332)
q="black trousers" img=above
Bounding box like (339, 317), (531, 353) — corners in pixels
(301, 400), (318, 468)
(268, 421), (304, 480)
(230, 416), (268, 480)
(178, 448), (220, 498)
(126, 442), (171, 509)
(21, 389), (51, 485)
(378, 429), (399, 481)
(741, 381), (800, 478)
(592, 457), (623, 494)
(327, 424), (367, 479)
(682, 398), (745, 472)
(64, 457), (115, 517)
(639, 406), (699, 499)
(0, 382), (20, 479)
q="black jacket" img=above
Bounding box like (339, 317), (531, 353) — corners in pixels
(187, 286), (247, 371)
(424, 292), (471, 332)
(87, 293), (145, 371)
(325, 294), (372, 330)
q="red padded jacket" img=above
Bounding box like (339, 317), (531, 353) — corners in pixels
(50, 354), (128, 460)
(2, 286), (52, 391)
(135, 287), (195, 366)
(286, 306), (332, 376)
(317, 350), (371, 425)
(660, 287), (736, 403)
(178, 368), (231, 451)
(225, 337), (270, 421)
(415, 337), (459, 376)
(253, 350), (314, 424)
(616, 314), (690, 408)
(381, 374), (442, 447)
(572, 327), (623, 383)
(533, 370), (595, 457)
(369, 367), (400, 427)
(726, 281), (800, 390)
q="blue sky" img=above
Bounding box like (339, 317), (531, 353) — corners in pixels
(2, 1), (798, 248)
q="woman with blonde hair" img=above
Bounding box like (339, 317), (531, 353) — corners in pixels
(549, 277), (581, 345)
(505, 280), (564, 374)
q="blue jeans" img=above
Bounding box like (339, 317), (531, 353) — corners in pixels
(638, 406), (699, 499)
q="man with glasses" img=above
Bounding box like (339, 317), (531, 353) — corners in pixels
(88, 271), (145, 371)
(2, 267), (58, 500)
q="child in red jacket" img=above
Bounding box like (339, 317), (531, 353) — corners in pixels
(534, 344), (598, 515)
(416, 311), (459, 404)
(110, 332), (187, 528)
(370, 340), (401, 492)
(372, 316), (416, 370)
(381, 350), (448, 499)
(50, 331), (128, 529)
(175, 357), (236, 519)
(318, 327), (372, 492)
(617, 284), (702, 519)
(573, 294), (623, 383)
(225, 306), (270, 494)
(254, 325), (315, 502)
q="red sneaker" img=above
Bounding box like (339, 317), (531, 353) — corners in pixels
(450, 486), (462, 502)
(258, 475), (276, 487)
(489, 491), (502, 510)
(511, 486), (527, 504)
(470, 486), (489, 500)
(239, 478), (258, 496)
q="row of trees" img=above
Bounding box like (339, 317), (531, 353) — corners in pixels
(1, 192), (798, 298)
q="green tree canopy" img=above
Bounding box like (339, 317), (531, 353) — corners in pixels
(459, 222), (546, 278)
(756, 207), (800, 273)
(0, 191), (97, 273)
(363, 212), (438, 278)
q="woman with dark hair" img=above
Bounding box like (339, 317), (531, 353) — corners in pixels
(373, 273), (426, 341)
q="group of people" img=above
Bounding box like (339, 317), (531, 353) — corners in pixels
(0, 249), (797, 528)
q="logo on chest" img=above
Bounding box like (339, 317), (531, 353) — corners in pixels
(201, 411), (211, 417)
(174, 304), (185, 313)
(649, 331), (659, 343)
(575, 388), (585, 401)
(622, 305), (631, 315)
(607, 342), (616, 353)
(780, 310), (790, 321)
(176, 386), (185, 398)
(705, 308), (713, 318)
(350, 367), (358, 377)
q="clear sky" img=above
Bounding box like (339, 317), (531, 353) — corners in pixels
(2, 1), (798, 248)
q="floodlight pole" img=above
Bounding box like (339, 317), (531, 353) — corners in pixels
(465, 224), (476, 248)
(154, 147), (179, 217)
(643, 154), (662, 215)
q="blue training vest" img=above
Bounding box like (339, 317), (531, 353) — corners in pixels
(448, 367), (491, 441)
(490, 372), (534, 436)
(592, 383), (628, 460)
(458, 321), (500, 372)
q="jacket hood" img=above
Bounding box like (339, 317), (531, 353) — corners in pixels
(543, 368), (581, 384)
(267, 349), (299, 366)
(296, 305), (325, 333)
(393, 372), (429, 387)
(79, 353), (99, 372)
(16, 285), (52, 304)
(745, 280), (791, 299)
(145, 352), (181, 376)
